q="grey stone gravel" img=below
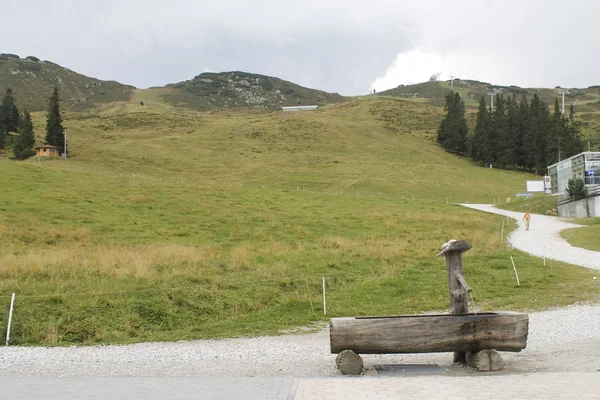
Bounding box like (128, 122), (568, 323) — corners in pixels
(1, 302), (598, 378)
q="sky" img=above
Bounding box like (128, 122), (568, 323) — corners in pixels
(3, 0), (600, 96)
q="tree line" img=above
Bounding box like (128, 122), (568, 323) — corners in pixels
(437, 91), (582, 174)
(0, 87), (65, 160)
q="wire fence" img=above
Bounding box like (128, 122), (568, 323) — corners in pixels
(0, 273), (398, 346)
(1, 234), (548, 347)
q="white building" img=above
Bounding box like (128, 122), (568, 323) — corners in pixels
(547, 151), (600, 194)
(281, 105), (318, 112)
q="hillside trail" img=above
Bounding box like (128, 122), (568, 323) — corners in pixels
(461, 204), (600, 270)
(96, 88), (179, 115)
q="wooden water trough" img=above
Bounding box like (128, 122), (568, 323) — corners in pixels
(330, 240), (529, 374)
(330, 311), (529, 354)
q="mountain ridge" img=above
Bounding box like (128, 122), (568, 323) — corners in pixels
(2, 52), (600, 118)
(160, 70), (346, 110)
(377, 78), (600, 112)
(0, 53), (134, 112)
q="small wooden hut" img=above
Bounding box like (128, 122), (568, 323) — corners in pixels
(35, 145), (61, 157)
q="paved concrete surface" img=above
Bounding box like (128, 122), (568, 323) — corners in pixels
(295, 372), (600, 399)
(3, 373), (599, 399)
(462, 204), (600, 271)
(0, 377), (297, 400)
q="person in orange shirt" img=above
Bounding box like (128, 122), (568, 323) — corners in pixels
(523, 213), (531, 231)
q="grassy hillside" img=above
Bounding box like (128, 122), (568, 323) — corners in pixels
(0, 53), (134, 111)
(497, 195), (559, 215)
(1, 95), (598, 346)
(161, 71), (346, 110)
(378, 79), (600, 109)
(377, 80), (600, 151)
(561, 218), (600, 251)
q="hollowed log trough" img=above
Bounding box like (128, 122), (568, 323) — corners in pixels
(330, 312), (528, 373)
(331, 312), (528, 354)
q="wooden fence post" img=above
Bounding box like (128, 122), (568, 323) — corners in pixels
(437, 239), (472, 363)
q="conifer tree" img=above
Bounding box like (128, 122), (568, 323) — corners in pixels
(503, 95), (519, 167)
(566, 177), (587, 200)
(437, 91), (468, 155)
(45, 87), (65, 150)
(565, 104), (582, 156)
(545, 99), (564, 165)
(0, 88), (21, 148)
(469, 91), (580, 175)
(491, 94), (509, 167)
(524, 94), (551, 174)
(13, 110), (35, 160)
(546, 100), (582, 165)
(471, 97), (488, 163)
(514, 95), (529, 169)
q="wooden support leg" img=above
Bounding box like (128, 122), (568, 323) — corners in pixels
(439, 240), (473, 365)
(466, 349), (504, 371)
(335, 349), (364, 375)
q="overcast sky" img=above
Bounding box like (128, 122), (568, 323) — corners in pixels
(4, 0), (600, 95)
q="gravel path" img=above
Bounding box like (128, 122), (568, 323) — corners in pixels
(1, 303), (598, 378)
(0, 205), (598, 378)
(462, 204), (600, 270)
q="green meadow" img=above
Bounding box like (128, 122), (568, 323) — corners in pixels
(561, 218), (600, 251)
(1, 95), (598, 345)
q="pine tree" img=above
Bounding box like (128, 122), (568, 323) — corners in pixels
(524, 94), (551, 174)
(545, 99), (564, 166)
(437, 91), (468, 155)
(490, 94), (517, 169)
(13, 110), (36, 160)
(503, 95), (519, 168)
(514, 96), (529, 169)
(546, 101), (582, 166)
(0, 115), (4, 149)
(564, 104), (582, 157)
(0, 88), (21, 148)
(566, 177), (587, 200)
(45, 87), (65, 151)
(471, 97), (488, 163)
(491, 94), (510, 167)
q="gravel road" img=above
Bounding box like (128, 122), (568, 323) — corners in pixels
(0, 303), (598, 378)
(0, 205), (598, 378)
(462, 204), (600, 270)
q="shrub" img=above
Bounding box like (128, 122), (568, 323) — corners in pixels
(25, 56), (40, 62)
(259, 79), (274, 91)
(17, 60), (41, 71)
(0, 53), (20, 59)
(566, 178), (588, 200)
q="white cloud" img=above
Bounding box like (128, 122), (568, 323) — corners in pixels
(371, 49), (517, 92)
(371, 0), (600, 92)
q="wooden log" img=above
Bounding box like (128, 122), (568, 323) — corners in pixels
(466, 349), (504, 371)
(330, 312), (528, 354)
(438, 239), (472, 363)
(335, 349), (364, 375)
